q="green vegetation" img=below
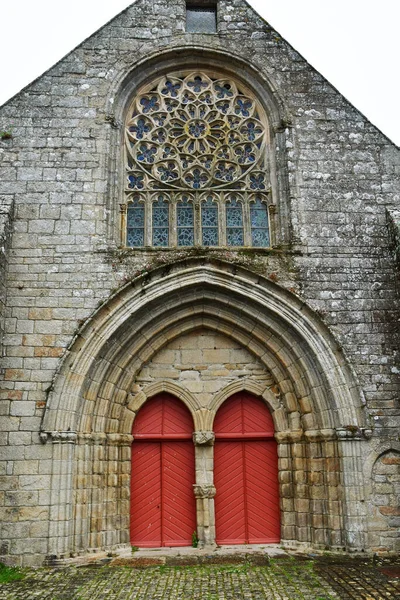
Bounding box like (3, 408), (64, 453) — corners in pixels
(0, 129), (13, 140)
(0, 562), (24, 584)
(192, 531), (198, 548)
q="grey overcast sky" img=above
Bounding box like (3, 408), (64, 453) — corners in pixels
(0, 1), (399, 146)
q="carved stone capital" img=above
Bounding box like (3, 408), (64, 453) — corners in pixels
(41, 431), (77, 444)
(193, 484), (216, 499)
(336, 427), (373, 441)
(193, 431), (215, 446)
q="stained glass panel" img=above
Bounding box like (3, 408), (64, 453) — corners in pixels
(152, 196), (169, 246)
(226, 198), (244, 246)
(202, 197), (218, 246)
(226, 199), (243, 227)
(124, 71), (271, 249)
(177, 198), (194, 246)
(227, 229), (244, 246)
(250, 199), (270, 247)
(127, 199), (145, 248)
(125, 71), (266, 192)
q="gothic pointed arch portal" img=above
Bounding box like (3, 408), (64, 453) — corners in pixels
(41, 258), (369, 558)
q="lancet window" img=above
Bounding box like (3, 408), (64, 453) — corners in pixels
(122, 71), (273, 248)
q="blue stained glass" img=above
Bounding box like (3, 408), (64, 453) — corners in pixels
(234, 97), (253, 117)
(202, 198), (218, 246)
(200, 92), (212, 104)
(250, 174), (266, 190)
(226, 205), (243, 227)
(250, 199), (270, 247)
(215, 163), (236, 182)
(151, 129), (167, 143)
(153, 113), (167, 127)
(188, 121), (207, 138)
(242, 121), (263, 141)
(216, 101), (230, 114)
(202, 228), (218, 246)
(153, 228), (169, 246)
(226, 198), (244, 246)
(161, 80), (181, 97)
(129, 118), (151, 139)
(252, 229), (270, 247)
(127, 200), (145, 247)
(178, 228), (194, 247)
(187, 76), (208, 93)
(202, 207), (218, 228)
(214, 83), (233, 99)
(165, 99), (179, 112)
(127, 208), (144, 228)
(177, 199), (194, 247)
(127, 229), (144, 247)
(153, 207), (169, 227)
(152, 197), (169, 246)
(137, 144), (157, 164)
(128, 174), (144, 190)
(140, 96), (160, 113)
(177, 201), (194, 227)
(162, 146), (175, 159)
(157, 163), (179, 182)
(235, 144), (256, 165)
(185, 168), (208, 189)
(227, 229), (244, 246)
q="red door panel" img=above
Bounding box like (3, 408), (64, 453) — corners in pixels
(214, 392), (280, 545)
(214, 441), (246, 544)
(131, 442), (162, 546)
(162, 442), (196, 546)
(130, 394), (196, 547)
(245, 441), (280, 543)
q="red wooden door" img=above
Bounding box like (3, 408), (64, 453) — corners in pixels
(130, 394), (196, 547)
(214, 392), (280, 544)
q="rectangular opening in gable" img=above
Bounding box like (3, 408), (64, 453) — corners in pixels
(186, 3), (217, 34)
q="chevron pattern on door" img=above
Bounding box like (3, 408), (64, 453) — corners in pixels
(130, 394), (196, 547)
(214, 392), (280, 544)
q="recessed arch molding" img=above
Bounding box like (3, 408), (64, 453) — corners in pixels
(40, 258), (370, 558)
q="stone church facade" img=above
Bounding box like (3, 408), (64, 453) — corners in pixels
(0, 0), (399, 566)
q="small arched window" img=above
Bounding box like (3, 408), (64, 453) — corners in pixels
(123, 71), (273, 248)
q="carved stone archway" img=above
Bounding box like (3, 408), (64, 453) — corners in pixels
(41, 258), (368, 557)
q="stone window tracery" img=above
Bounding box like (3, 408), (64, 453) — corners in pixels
(123, 71), (273, 248)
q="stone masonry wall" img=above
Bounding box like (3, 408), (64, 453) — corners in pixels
(135, 329), (274, 405)
(0, 191), (14, 350)
(0, 0), (399, 564)
(369, 451), (400, 553)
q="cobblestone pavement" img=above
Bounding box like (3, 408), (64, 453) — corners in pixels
(0, 557), (399, 600)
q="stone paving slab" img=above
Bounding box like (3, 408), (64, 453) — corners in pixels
(0, 557), (399, 600)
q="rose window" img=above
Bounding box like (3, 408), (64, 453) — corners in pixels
(123, 72), (273, 248)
